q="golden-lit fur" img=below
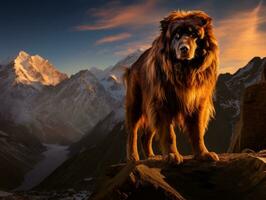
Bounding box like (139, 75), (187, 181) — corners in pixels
(124, 10), (219, 163)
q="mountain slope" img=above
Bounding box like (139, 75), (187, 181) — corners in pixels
(37, 122), (126, 191)
(0, 120), (45, 190)
(30, 70), (115, 143)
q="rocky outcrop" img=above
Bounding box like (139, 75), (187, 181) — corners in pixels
(229, 81), (266, 152)
(2, 153), (265, 200)
(91, 152), (266, 200)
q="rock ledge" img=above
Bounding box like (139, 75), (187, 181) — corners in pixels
(91, 152), (266, 200)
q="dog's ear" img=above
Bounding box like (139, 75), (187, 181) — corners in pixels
(160, 11), (180, 33)
(190, 11), (212, 27)
(160, 17), (170, 33)
(195, 12), (212, 27)
(200, 16), (212, 27)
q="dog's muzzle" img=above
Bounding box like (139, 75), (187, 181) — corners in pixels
(179, 44), (190, 54)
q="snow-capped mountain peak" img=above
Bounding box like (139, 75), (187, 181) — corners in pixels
(13, 50), (68, 87)
(90, 49), (144, 101)
(16, 51), (30, 62)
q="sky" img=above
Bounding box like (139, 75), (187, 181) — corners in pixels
(0, 0), (265, 75)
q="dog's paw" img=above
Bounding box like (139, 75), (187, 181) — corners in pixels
(168, 153), (184, 165)
(127, 153), (140, 162)
(147, 154), (156, 160)
(194, 151), (219, 161)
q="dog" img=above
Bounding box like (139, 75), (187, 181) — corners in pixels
(124, 10), (219, 163)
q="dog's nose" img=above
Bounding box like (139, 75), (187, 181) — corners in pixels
(180, 45), (189, 53)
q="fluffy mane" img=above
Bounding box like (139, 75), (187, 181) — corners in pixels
(146, 10), (219, 88)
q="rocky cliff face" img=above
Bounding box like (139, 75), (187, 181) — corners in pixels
(229, 65), (266, 152)
(207, 57), (266, 153)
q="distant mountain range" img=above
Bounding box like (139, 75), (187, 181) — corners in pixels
(0, 50), (134, 144)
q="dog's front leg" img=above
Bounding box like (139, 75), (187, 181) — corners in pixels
(159, 123), (183, 164)
(186, 104), (219, 161)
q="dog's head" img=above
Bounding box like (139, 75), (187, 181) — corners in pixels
(160, 11), (212, 61)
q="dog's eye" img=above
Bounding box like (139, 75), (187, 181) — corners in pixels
(175, 33), (180, 39)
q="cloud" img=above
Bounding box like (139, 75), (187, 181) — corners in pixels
(95, 33), (132, 45)
(75, 0), (164, 31)
(113, 31), (158, 56)
(114, 42), (151, 56)
(215, 3), (266, 73)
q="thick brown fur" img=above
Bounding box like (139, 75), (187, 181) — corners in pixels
(124, 10), (219, 163)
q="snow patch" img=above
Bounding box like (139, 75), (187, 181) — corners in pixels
(84, 177), (94, 182)
(96, 50), (143, 101)
(220, 100), (240, 117)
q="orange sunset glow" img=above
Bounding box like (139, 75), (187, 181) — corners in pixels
(216, 3), (266, 73)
